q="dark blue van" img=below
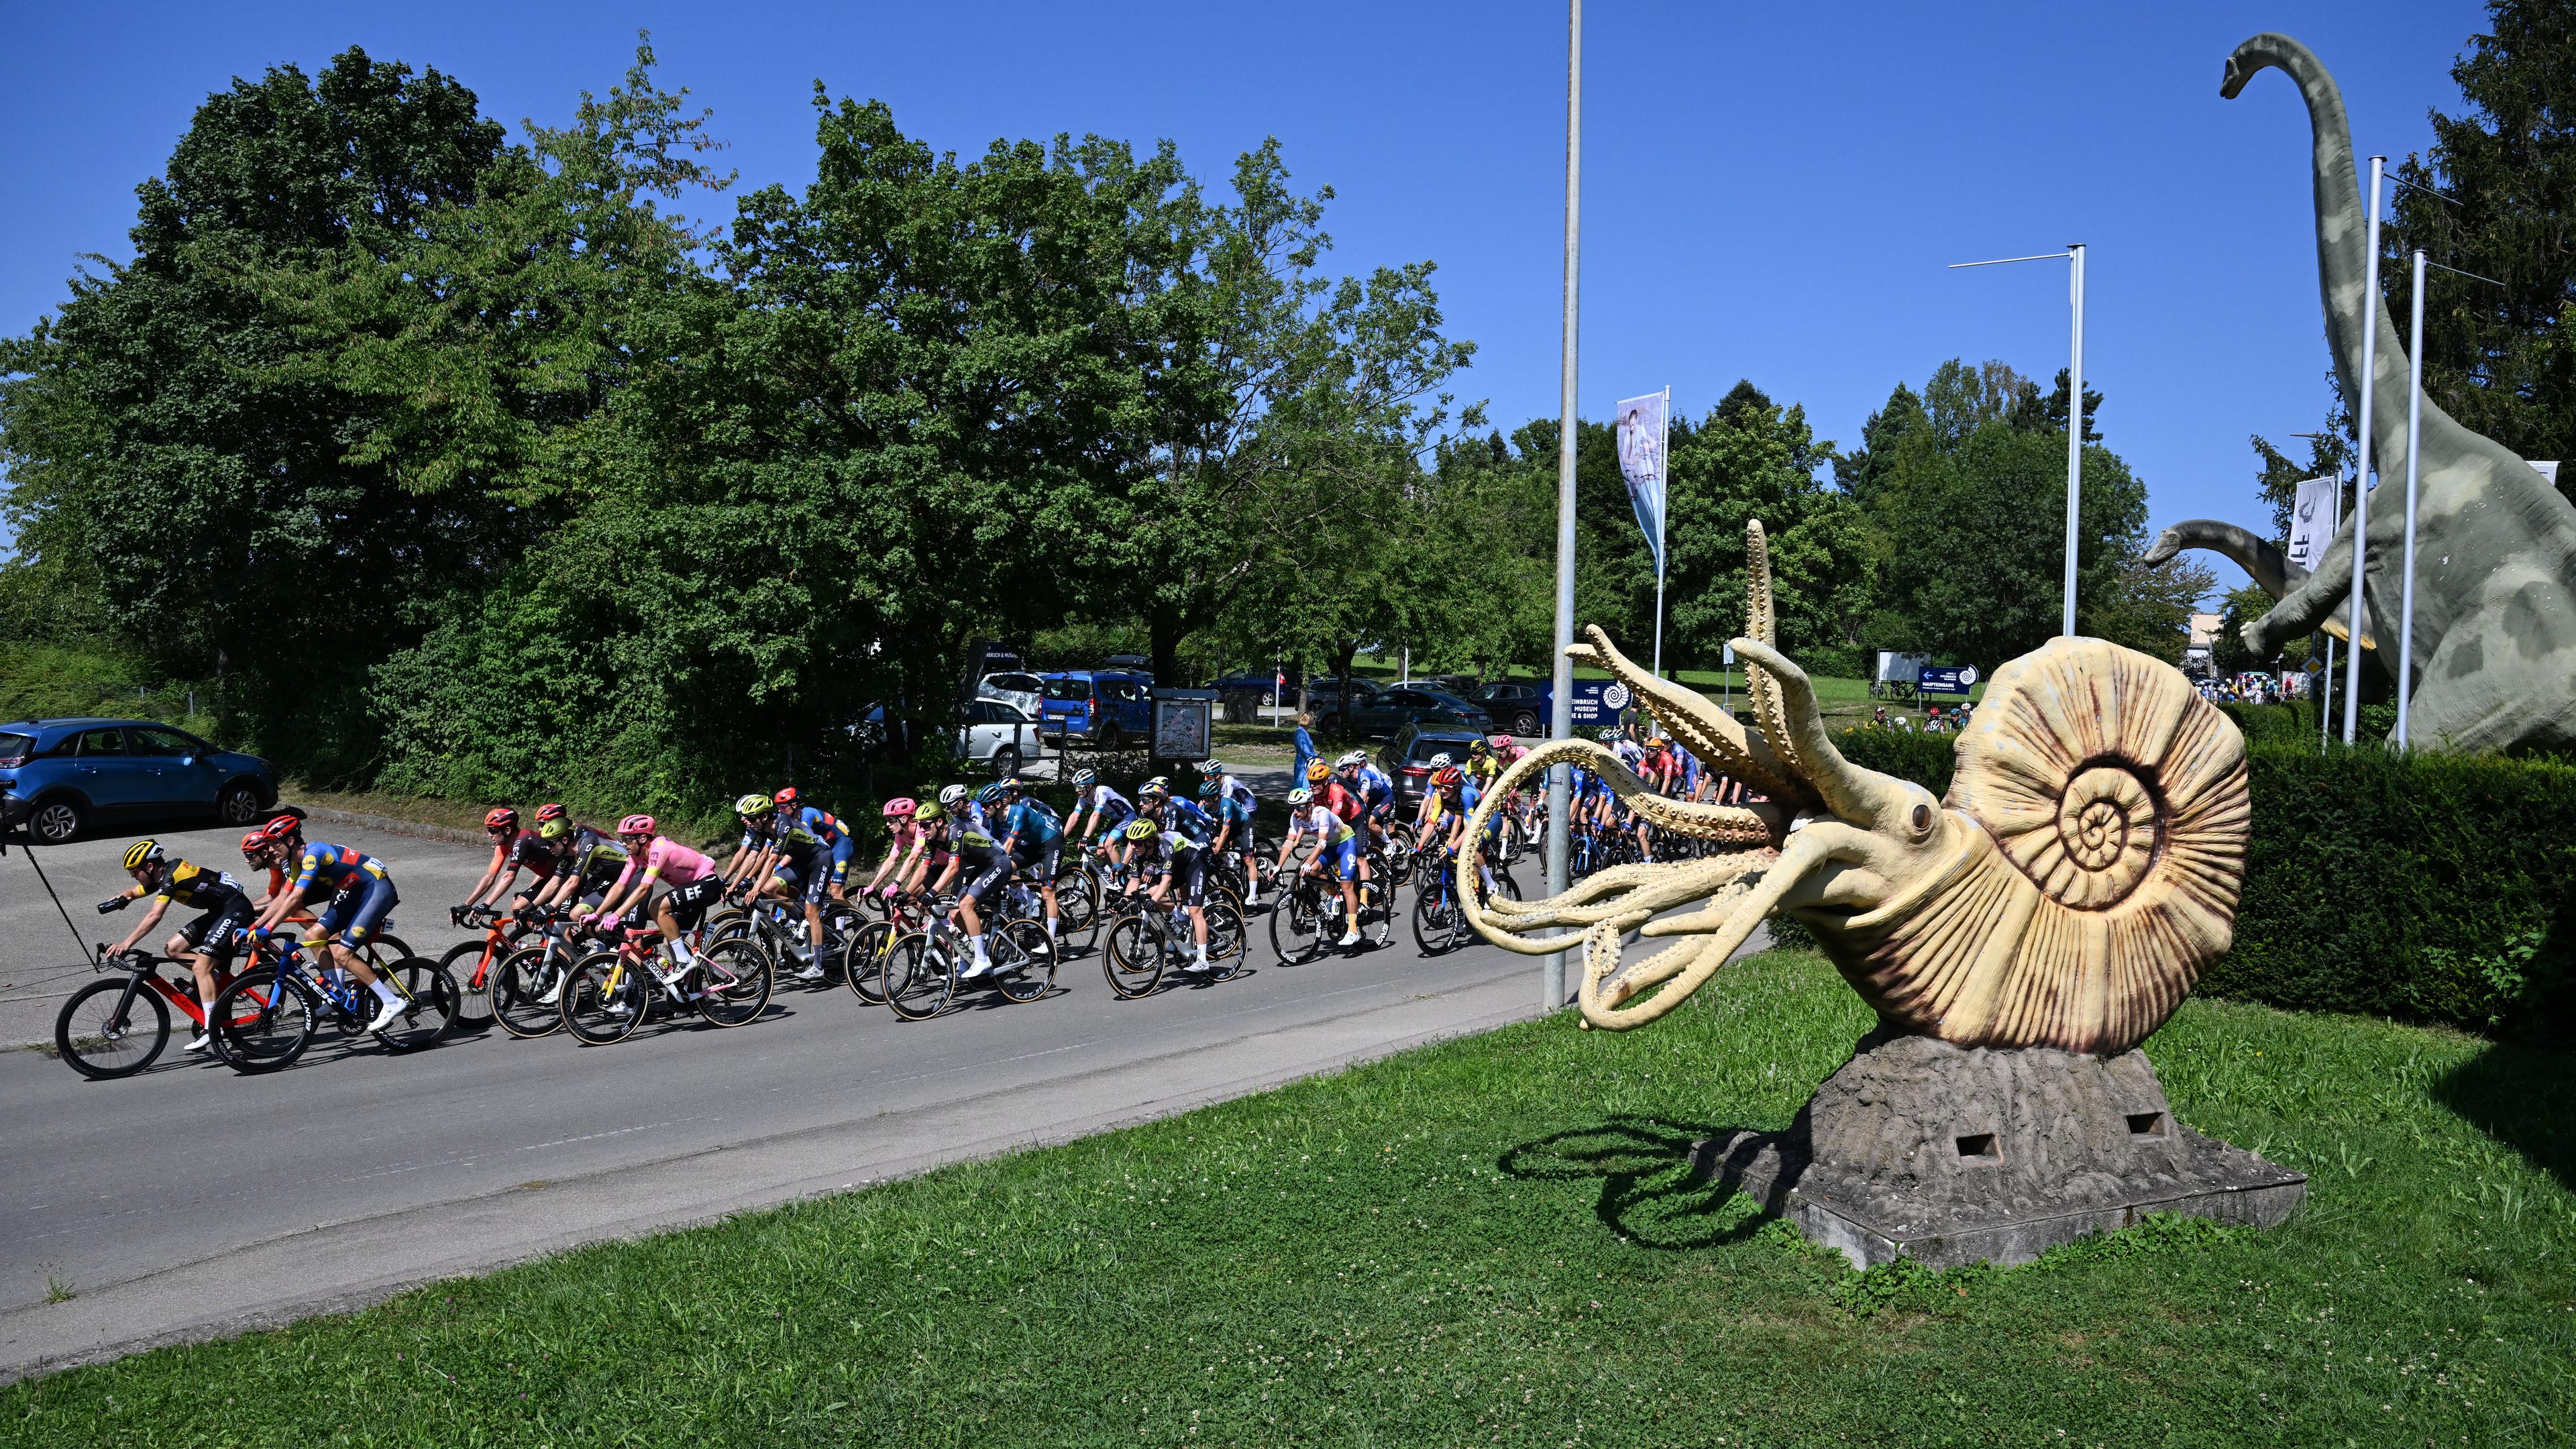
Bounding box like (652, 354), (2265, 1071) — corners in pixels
(1039, 671), (1154, 748)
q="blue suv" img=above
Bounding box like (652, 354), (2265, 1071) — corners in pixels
(0, 718), (279, 845)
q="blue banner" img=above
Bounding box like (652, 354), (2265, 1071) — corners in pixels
(1917, 664), (1981, 696)
(1568, 680), (1632, 727)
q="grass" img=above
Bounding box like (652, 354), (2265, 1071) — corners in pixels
(9, 950), (2571, 1446)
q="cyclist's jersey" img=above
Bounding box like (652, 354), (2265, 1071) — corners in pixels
(1496, 741), (1530, 769)
(1002, 797), (1063, 845)
(1643, 749), (1674, 790)
(1289, 802), (1354, 848)
(947, 809), (1006, 862)
(1081, 784), (1134, 827)
(151, 861), (248, 913)
(1214, 792), (1256, 833)
(1468, 754), (1499, 787)
(782, 804), (847, 847)
(1163, 798), (1218, 847)
(1133, 826), (1199, 868)
(291, 841), (390, 896)
(1612, 739), (1646, 771)
(884, 820), (933, 857)
(1318, 781), (1363, 824)
(613, 836), (715, 893)
(563, 827), (629, 881)
(500, 828), (559, 879)
(745, 816), (829, 863)
(1352, 765), (1393, 809)
(1218, 775), (1256, 813)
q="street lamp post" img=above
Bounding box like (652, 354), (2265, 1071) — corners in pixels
(1543, 0), (1581, 1012)
(2341, 156), (2386, 747)
(1949, 244), (2087, 637)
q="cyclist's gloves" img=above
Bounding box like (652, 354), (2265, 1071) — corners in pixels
(97, 895), (133, 914)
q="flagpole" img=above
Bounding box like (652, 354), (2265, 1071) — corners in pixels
(1652, 384), (1668, 678)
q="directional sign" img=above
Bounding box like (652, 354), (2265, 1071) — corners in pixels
(1918, 665), (1978, 696)
(1568, 680), (1629, 727)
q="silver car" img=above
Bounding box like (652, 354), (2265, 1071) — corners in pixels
(955, 699), (1044, 777)
(978, 671), (1045, 719)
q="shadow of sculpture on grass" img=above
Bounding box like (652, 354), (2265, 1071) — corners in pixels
(1498, 1116), (1778, 1252)
(2434, 1040), (2576, 1197)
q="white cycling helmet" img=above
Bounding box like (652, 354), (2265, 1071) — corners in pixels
(1428, 752), (1452, 769)
(1336, 749), (1367, 768)
(937, 784), (968, 808)
(1286, 787), (1312, 806)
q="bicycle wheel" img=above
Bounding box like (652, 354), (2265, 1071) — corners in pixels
(372, 958), (458, 1053)
(1102, 916), (1163, 998)
(845, 920), (892, 1004)
(883, 932), (955, 1021)
(694, 938), (773, 1027)
(492, 943), (568, 1038)
(1202, 900), (1248, 982)
(1268, 885), (1324, 965)
(1412, 881), (1467, 956)
(1054, 868), (1100, 955)
(989, 919), (1057, 1003)
(561, 953), (647, 1045)
(1358, 877), (1395, 948)
(438, 940), (499, 1028)
(209, 969), (316, 1075)
(54, 977), (170, 1079)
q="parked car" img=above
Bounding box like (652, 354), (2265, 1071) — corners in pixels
(0, 717), (279, 845)
(1038, 669), (1155, 748)
(1208, 667), (1303, 706)
(1381, 725), (1487, 815)
(1101, 653), (1153, 674)
(1318, 681), (1490, 739)
(1472, 681), (1548, 737)
(1394, 674), (1482, 699)
(953, 699), (1044, 777)
(977, 670), (1046, 719)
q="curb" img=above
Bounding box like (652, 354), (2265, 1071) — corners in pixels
(282, 803), (485, 849)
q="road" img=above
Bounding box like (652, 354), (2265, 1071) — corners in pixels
(0, 812), (1748, 1382)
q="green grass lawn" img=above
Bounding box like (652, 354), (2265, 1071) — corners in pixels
(11, 951), (2570, 1446)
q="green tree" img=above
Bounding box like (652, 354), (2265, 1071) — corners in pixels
(2389, 0), (2576, 507)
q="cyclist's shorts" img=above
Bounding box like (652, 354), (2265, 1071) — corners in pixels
(828, 837), (856, 881)
(1012, 839), (1061, 884)
(1319, 836), (1358, 882)
(1367, 800), (1393, 822)
(180, 900), (256, 964)
(961, 852), (1016, 905)
(662, 877), (723, 930)
(1167, 846), (1208, 907)
(316, 873), (398, 949)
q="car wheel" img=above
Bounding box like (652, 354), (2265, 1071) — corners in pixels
(1100, 724), (1121, 752)
(994, 746), (1022, 780)
(29, 794), (84, 845)
(1513, 710), (1539, 736)
(217, 779), (266, 826)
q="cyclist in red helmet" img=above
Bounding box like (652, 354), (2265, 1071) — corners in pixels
(240, 815), (412, 1032)
(458, 806), (559, 928)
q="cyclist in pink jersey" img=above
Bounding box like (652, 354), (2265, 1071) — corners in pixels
(582, 816), (724, 971)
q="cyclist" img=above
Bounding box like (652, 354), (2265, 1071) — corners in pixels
(98, 839), (254, 1053)
(993, 778), (1067, 947)
(929, 785), (1014, 981)
(526, 805), (629, 916)
(1428, 764), (1504, 900)
(1466, 737), (1501, 792)
(1277, 786), (1363, 948)
(1206, 770), (1264, 908)
(581, 815), (724, 991)
(773, 786), (855, 903)
(1411, 751), (1458, 851)
(731, 792), (835, 981)
(1062, 768), (1137, 878)
(1118, 815), (1215, 975)
(239, 816), (409, 1032)
(1338, 750), (1396, 853)
(458, 806), (559, 928)
(863, 798), (938, 900)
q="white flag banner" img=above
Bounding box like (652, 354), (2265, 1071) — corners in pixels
(2285, 476), (2339, 574)
(1615, 390), (1668, 572)
(2533, 460), (2560, 487)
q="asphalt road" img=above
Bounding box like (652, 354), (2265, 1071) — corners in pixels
(0, 812), (1731, 1381)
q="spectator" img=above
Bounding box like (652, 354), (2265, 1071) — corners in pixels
(1293, 712), (1317, 786)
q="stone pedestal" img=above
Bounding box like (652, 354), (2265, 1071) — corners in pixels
(1693, 1029), (2306, 1269)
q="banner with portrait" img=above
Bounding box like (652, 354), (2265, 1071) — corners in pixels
(2285, 476), (2339, 574)
(1615, 390), (1668, 574)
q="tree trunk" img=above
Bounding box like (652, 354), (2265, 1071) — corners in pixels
(1148, 604), (1187, 689)
(1332, 639), (1362, 743)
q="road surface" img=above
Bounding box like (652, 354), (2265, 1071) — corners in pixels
(0, 812), (1752, 1381)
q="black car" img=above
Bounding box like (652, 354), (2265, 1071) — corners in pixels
(1381, 725), (1485, 815)
(1472, 681), (1547, 737)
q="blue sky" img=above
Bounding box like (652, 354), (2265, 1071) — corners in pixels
(0, 1), (2488, 598)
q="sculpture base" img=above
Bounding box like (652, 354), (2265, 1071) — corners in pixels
(1693, 1029), (2306, 1270)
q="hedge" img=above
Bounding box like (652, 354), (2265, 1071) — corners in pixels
(1829, 723), (2576, 1039)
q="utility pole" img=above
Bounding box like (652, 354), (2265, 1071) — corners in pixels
(1544, 0), (1581, 1013)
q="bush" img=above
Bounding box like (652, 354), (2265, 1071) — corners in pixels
(1828, 720), (2576, 1038)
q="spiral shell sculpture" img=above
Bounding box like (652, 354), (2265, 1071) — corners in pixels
(1459, 521), (2251, 1056)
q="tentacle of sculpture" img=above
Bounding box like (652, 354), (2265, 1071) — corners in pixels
(1739, 523), (1819, 802)
(1576, 834), (1831, 1030)
(2141, 519), (2375, 649)
(2198, 34), (2576, 751)
(1568, 625), (1807, 809)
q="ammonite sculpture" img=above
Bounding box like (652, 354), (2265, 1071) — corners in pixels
(1460, 522), (2250, 1055)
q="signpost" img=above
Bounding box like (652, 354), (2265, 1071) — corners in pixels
(1149, 690), (1214, 763)
(1917, 664), (1980, 698)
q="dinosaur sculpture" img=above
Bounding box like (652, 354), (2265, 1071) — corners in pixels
(1460, 523), (2249, 1051)
(2141, 33), (2576, 752)
(1454, 525), (2302, 1267)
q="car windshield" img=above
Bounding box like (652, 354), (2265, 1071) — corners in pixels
(1042, 678), (1091, 701)
(0, 732), (30, 766)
